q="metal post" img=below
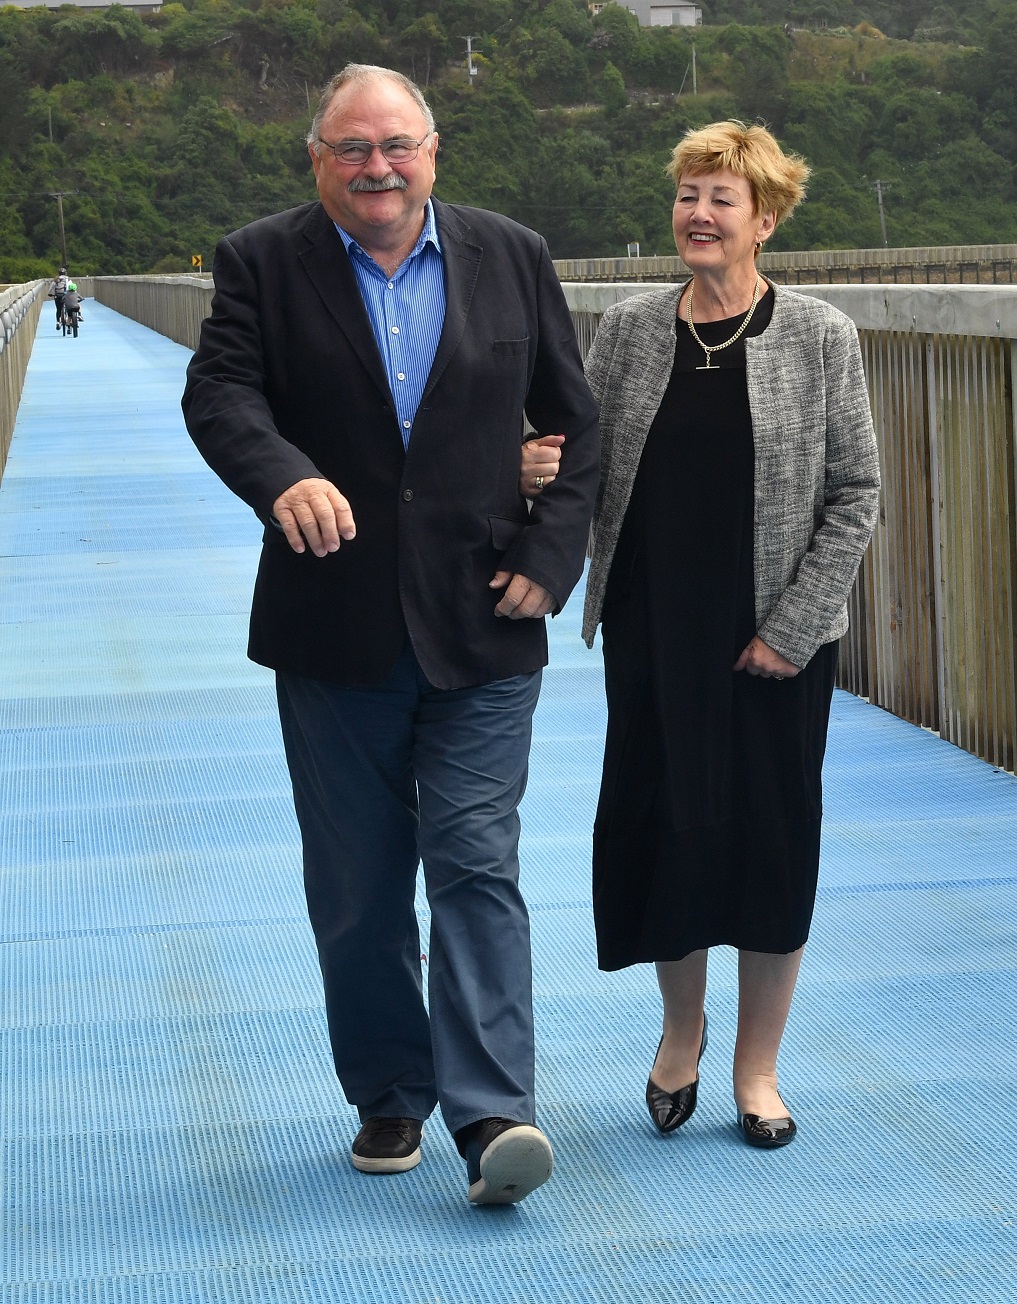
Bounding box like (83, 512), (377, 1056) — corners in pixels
(44, 190), (77, 267)
(875, 179), (889, 249)
(55, 193), (67, 268)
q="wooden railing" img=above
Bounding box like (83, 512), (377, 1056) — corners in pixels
(77, 273), (1017, 772)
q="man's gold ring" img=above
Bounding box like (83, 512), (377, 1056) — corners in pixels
(534, 475), (544, 490)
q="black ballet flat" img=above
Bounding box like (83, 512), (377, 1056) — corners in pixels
(736, 1095), (797, 1149)
(645, 1015), (709, 1135)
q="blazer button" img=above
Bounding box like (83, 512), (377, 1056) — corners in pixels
(402, 489), (414, 501)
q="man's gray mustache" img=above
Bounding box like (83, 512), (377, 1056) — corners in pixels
(348, 175), (408, 193)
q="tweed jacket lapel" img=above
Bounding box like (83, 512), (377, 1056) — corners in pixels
(587, 285), (683, 453)
(582, 285), (683, 637)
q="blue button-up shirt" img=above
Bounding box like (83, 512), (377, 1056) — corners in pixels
(336, 201), (446, 449)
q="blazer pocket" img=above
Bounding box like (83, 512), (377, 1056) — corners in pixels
(490, 514), (526, 552)
(491, 337), (530, 356)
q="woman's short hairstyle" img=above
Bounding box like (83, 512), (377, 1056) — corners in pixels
(666, 121), (810, 226)
(307, 64), (436, 152)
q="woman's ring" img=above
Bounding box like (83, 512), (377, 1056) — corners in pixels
(773, 675), (785, 681)
(534, 476), (544, 489)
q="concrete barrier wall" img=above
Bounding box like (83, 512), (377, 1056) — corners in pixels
(0, 280), (47, 483)
(80, 274), (214, 352)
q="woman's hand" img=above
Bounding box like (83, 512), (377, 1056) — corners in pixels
(520, 434), (564, 498)
(733, 636), (800, 681)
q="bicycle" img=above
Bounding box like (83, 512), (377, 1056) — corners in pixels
(61, 304), (80, 337)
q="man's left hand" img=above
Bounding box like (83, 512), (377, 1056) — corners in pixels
(490, 572), (555, 619)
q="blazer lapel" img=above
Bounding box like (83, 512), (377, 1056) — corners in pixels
(296, 203), (391, 396)
(423, 200), (482, 399)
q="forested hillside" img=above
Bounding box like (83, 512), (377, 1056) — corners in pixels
(2, 0), (1016, 276)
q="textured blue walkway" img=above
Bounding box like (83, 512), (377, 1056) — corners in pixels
(2, 302), (1015, 1302)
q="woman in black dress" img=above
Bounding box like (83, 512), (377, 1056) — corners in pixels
(524, 123), (880, 1147)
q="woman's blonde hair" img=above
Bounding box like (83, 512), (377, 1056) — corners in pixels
(666, 121), (810, 226)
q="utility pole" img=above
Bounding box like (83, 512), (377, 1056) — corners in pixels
(47, 190), (77, 268)
(873, 179), (889, 248)
(464, 36), (478, 79)
(692, 43), (697, 95)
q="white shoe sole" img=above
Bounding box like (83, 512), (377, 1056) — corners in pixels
(468, 1126), (554, 1205)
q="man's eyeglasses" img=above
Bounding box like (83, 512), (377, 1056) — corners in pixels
(317, 134), (433, 166)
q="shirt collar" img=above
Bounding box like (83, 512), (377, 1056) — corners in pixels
(334, 199), (442, 268)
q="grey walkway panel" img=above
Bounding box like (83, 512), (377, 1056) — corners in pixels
(2, 303), (1015, 1302)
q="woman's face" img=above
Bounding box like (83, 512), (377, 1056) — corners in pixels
(672, 168), (776, 276)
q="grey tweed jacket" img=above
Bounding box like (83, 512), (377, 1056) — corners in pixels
(582, 282), (881, 668)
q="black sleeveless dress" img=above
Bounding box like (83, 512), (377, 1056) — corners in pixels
(593, 292), (838, 971)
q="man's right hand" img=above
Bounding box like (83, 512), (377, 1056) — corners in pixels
(272, 478), (356, 557)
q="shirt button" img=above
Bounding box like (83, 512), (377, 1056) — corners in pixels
(402, 420), (411, 429)
(391, 326), (400, 334)
(388, 282), (394, 289)
(397, 373), (405, 381)
(402, 489), (414, 501)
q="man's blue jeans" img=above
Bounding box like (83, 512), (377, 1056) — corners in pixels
(276, 643), (542, 1137)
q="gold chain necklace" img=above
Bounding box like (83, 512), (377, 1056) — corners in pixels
(685, 277), (762, 370)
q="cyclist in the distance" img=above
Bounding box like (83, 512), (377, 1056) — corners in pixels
(48, 267), (70, 328)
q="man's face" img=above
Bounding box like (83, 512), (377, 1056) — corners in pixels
(309, 78), (438, 257)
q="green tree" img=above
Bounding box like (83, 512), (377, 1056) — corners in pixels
(589, 4), (640, 74)
(781, 83), (875, 171)
(598, 61), (628, 116)
(397, 13), (449, 86)
(52, 6), (160, 80)
(322, 13), (387, 73)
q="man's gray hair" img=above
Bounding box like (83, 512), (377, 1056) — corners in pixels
(307, 64), (436, 151)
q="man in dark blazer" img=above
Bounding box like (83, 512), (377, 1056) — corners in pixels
(181, 63), (599, 1205)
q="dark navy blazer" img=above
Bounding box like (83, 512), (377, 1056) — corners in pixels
(182, 198), (600, 690)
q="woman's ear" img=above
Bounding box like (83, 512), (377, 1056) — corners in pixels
(757, 209), (777, 243)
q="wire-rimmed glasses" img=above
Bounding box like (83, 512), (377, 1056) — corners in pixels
(316, 134), (433, 166)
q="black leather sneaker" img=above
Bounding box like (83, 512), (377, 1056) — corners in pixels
(455, 1117), (553, 1205)
(351, 1117), (423, 1173)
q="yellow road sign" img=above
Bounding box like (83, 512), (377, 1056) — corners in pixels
(192, 254), (203, 270)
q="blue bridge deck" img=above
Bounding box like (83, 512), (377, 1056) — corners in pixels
(2, 302), (1015, 1302)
